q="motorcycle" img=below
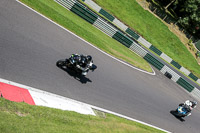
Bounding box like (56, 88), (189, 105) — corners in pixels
(173, 104), (191, 118)
(56, 58), (97, 76)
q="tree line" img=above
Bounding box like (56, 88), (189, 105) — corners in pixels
(151, 0), (200, 40)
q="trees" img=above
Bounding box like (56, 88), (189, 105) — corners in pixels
(164, 0), (175, 10)
(174, 0), (200, 36)
(156, 0), (200, 38)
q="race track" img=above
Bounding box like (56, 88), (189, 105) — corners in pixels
(1, 0), (200, 132)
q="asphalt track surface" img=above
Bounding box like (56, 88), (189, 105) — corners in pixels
(1, 0), (200, 132)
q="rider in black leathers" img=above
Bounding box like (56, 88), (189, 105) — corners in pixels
(69, 54), (93, 72)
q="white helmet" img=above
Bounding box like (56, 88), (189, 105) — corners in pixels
(185, 100), (192, 107)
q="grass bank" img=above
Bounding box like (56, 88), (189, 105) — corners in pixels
(19, 0), (152, 72)
(0, 98), (164, 133)
(94, 0), (200, 77)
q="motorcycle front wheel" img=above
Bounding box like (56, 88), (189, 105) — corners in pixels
(56, 59), (66, 67)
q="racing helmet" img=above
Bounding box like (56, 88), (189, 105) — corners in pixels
(185, 100), (192, 107)
(86, 55), (92, 62)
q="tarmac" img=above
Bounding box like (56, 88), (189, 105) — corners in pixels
(0, 78), (170, 133)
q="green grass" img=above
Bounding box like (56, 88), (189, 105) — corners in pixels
(0, 98), (164, 133)
(94, 0), (200, 78)
(19, 0), (152, 72)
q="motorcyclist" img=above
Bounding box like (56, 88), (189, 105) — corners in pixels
(69, 54), (81, 65)
(190, 100), (197, 108)
(85, 55), (94, 70)
(179, 100), (197, 116)
(69, 54), (93, 72)
(184, 100), (197, 109)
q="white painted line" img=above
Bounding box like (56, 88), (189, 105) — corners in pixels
(90, 105), (171, 133)
(16, 0), (155, 76)
(0, 78), (170, 133)
(29, 90), (96, 115)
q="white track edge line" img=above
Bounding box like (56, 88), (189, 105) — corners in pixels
(0, 78), (170, 133)
(16, 0), (155, 76)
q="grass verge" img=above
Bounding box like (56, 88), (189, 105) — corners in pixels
(94, 0), (200, 78)
(19, 0), (152, 72)
(0, 97), (164, 133)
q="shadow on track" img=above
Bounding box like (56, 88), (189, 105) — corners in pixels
(57, 66), (92, 84)
(56, 65), (92, 84)
(170, 110), (185, 122)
